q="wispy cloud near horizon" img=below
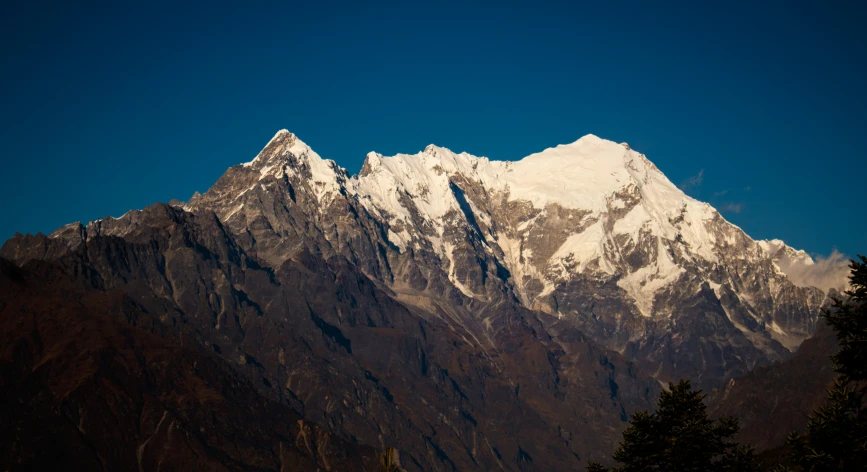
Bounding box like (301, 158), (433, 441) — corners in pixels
(780, 249), (852, 293)
(679, 169), (704, 191)
(720, 202), (743, 214)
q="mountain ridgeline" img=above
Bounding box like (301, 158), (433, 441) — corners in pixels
(0, 131), (842, 471)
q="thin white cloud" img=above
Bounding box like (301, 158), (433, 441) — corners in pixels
(713, 190), (728, 197)
(679, 169), (704, 191)
(720, 202), (743, 214)
(777, 250), (851, 294)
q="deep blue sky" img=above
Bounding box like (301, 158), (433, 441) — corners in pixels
(1, 0), (865, 258)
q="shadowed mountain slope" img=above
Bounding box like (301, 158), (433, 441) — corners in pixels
(0, 258), (377, 471)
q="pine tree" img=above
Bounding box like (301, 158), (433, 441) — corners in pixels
(784, 381), (866, 471)
(778, 256), (867, 471)
(824, 255), (867, 384)
(587, 379), (759, 471)
(585, 461), (610, 472)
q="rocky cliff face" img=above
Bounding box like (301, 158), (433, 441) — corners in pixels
(0, 130), (843, 470)
(2, 204), (659, 470)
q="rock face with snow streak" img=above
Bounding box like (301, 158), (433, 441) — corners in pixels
(179, 130), (834, 388)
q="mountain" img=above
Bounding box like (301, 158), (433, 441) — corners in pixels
(0, 130), (843, 470)
(186, 130), (833, 387)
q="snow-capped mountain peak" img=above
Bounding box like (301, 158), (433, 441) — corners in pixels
(36, 128), (847, 392)
(351, 134), (718, 277)
(342, 133), (839, 354)
(243, 129), (293, 167)
(181, 130), (844, 364)
(238, 130), (345, 202)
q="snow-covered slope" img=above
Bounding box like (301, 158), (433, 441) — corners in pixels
(351, 134), (817, 317)
(357, 135), (706, 223)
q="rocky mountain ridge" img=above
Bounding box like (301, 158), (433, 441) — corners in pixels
(2, 202), (659, 470)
